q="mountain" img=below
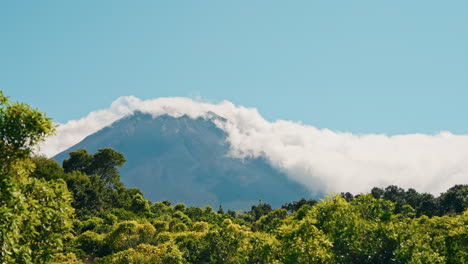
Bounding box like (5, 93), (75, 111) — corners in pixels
(53, 111), (312, 210)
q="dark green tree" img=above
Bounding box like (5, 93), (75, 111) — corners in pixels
(60, 148), (133, 218)
(31, 155), (65, 181)
(63, 148), (125, 189)
(371, 187), (384, 199)
(249, 200), (272, 222)
(63, 149), (92, 174)
(282, 197), (317, 213)
(89, 148), (126, 188)
(438, 184), (468, 215)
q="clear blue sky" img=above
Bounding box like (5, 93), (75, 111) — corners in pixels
(1, 1), (467, 134)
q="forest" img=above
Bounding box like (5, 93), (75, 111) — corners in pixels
(1, 91), (467, 264)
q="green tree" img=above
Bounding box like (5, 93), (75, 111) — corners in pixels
(63, 149), (92, 174)
(281, 197), (317, 213)
(89, 148), (126, 188)
(61, 148), (136, 219)
(252, 208), (287, 233)
(109, 243), (184, 264)
(197, 219), (247, 263)
(64, 171), (111, 218)
(244, 200), (272, 223)
(50, 252), (85, 264)
(279, 214), (333, 263)
(104, 220), (156, 253)
(31, 155), (65, 181)
(242, 232), (281, 264)
(438, 185), (468, 215)
(0, 91), (74, 263)
(63, 148), (125, 189)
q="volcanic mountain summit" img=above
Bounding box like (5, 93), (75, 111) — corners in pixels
(54, 111), (312, 210)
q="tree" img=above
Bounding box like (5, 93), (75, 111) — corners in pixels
(248, 200), (272, 222)
(371, 187), (384, 199)
(438, 185), (468, 215)
(197, 219), (247, 263)
(63, 149), (92, 174)
(252, 209), (288, 233)
(282, 198), (317, 213)
(63, 148), (125, 189)
(89, 148), (125, 188)
(0, 91), (74, 263)
(0, 91), (54, 165)
(31, 155), (65, 181)
(61, 148), (132, 218)
(104, 220), (156, 253)
(279, 213), (333, 263)
(109, 243), (184, 264)
(382, 185), (407, 213)
(64, 171), (111, 218)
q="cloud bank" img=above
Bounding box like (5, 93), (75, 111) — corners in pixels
(40, 96), (468, 195)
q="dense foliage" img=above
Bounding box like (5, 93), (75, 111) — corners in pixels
(0, 92), (74, 263)
(1, 91), (467, 263)
(45, 163), (468, 264)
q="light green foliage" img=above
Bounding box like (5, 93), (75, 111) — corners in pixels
(410, 211), (468, 264)
(242, 232), (280, 264)
(309, 194), (450, 264)
(0, 91), (54, 164)
(67, 184), (467, 263)
(75, 231), (104, 256)
(99, 212), (118, 226)
(446, 210), (468, 264)
(172, 211), (191, 223)
(0, 92), (74, 263)
(105, 208), (139, 221)
(174, 203), (186, 211)
(66, 182), (467, 264)
(50, 253), (85, 264)
(252, 208), (287, 233)
(171, 222), (188, 232)
(80, 217), (106, 233)
(172, 231), (206, 263)
(129, 192), (152, 213)
(192, 221), (209, 232)
(105, 220), (156, 252)
(155, 231), (173, 244)
(200, 219), (249, 263)
(152, 219), (170, 233)
(109, 243), (184, 264)
(279, 215), (333, 263)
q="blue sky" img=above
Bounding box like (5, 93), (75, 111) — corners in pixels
(1, 0), (467, 134)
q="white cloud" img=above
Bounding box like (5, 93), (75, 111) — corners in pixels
(40, 96), (468, 195)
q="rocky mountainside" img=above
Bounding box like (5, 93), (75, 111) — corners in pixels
(54, 111), (312, 210)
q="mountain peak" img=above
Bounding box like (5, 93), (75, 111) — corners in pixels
(127, 110), (227, 123)
(54, 113), (311, 210)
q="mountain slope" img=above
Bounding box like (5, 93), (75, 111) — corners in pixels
(54, 111), (312, 210)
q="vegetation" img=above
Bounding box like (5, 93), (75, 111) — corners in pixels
(1, 91), (467, 263)
(0, 91), (74, 263)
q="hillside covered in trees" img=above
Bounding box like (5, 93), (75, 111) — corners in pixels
(1, 91), (467, 263)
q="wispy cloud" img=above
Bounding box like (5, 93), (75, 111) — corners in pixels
(40, 96), (468, 195)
